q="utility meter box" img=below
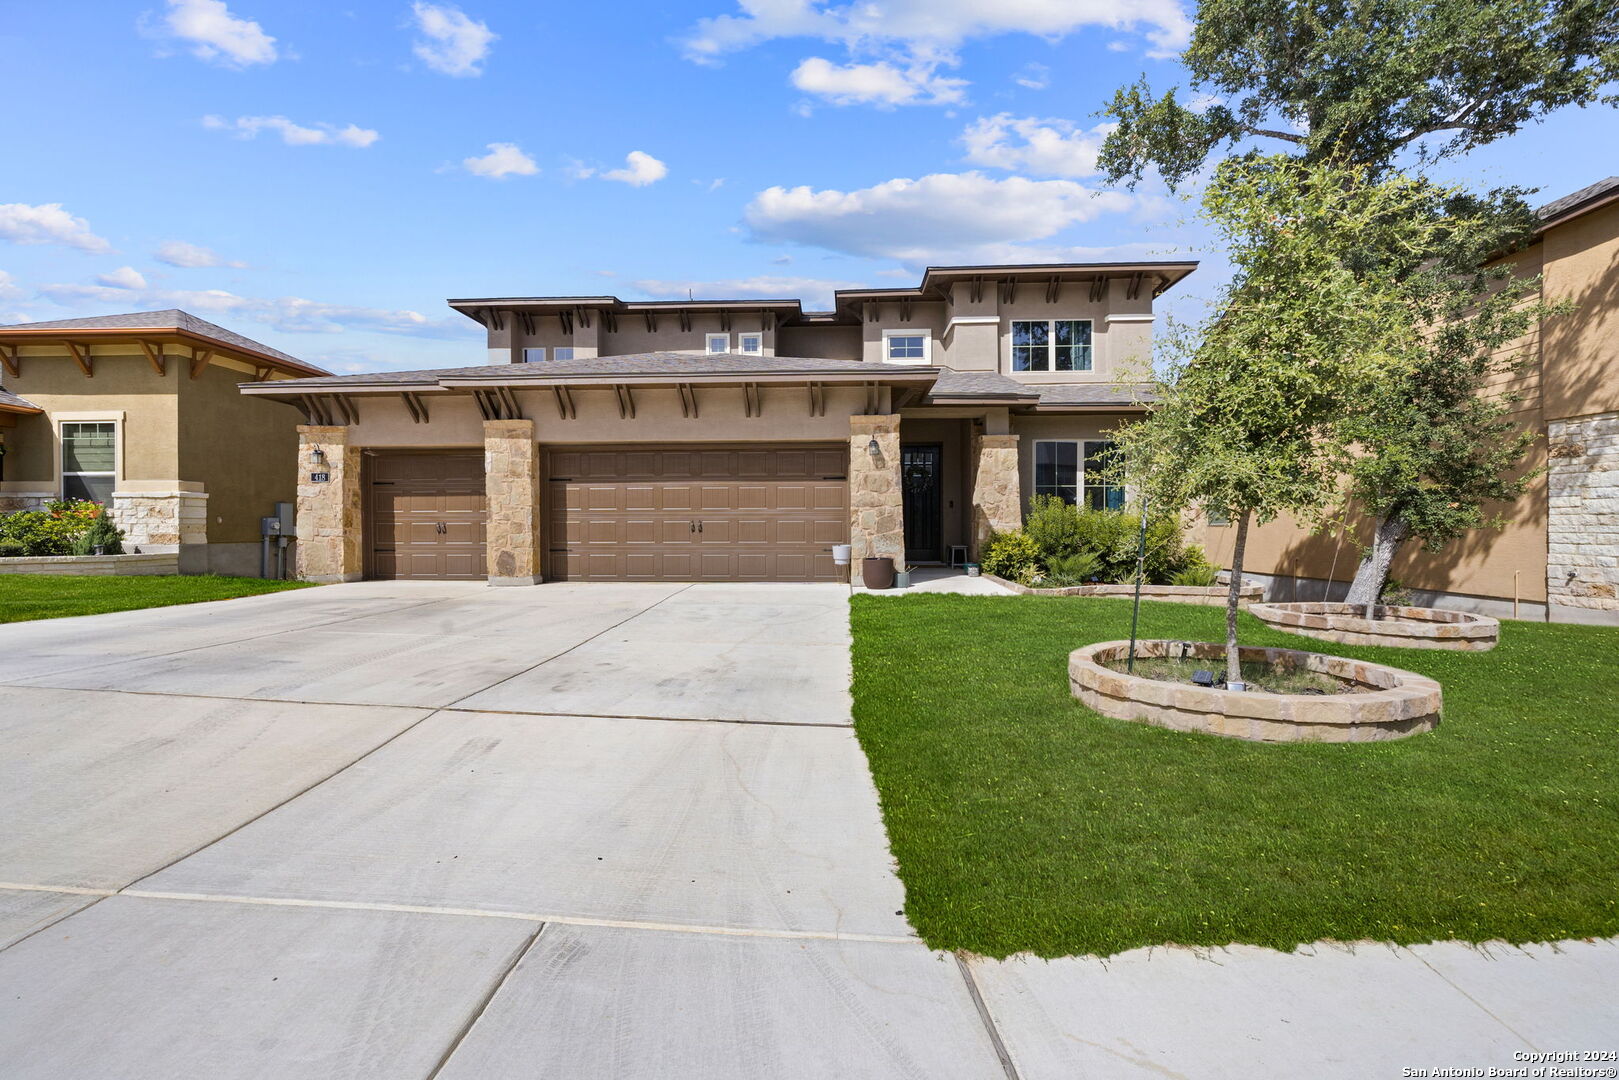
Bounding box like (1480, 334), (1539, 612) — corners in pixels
(260, 517), (282, 537)
(275, 501), (295, 538)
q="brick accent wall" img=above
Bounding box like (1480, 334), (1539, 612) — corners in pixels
(849, 414), (903, 583)
(1547, 412), (1619, 618)
(295, 425), (362, 583)
(483, 419), (541, 585)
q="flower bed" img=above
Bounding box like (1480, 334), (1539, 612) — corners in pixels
(1069, 639), (1442, 742)
(1248, 601), (1499, 651)
(984, 573), (1262, 607)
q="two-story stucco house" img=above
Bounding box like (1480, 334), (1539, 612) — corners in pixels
(241, 261), (1195, 584)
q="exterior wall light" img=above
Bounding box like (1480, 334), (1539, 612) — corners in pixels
(311, 447), (328, 465)
(867, 437), (880, 458)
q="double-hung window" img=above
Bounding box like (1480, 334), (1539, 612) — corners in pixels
(552, 347), (575, 361)
(737, 332), (763, 355)
(1033, 439), (1125, 510)
(61, 421), (117, 504)
(1011, 319), (1092, 371)
(522, 347), (546, 363)
(883, 329), (929, 364)
(706, 333), (730, 354)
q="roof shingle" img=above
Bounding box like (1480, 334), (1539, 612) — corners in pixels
(0, 309), (310, 368)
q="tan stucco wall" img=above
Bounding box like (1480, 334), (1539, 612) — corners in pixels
(338, 385), (877, 448)
(0, 348), (179, 490)
(179, 359), (305, 543)
(1542, 198), (1619, 422)
(776, 324), (862, 360)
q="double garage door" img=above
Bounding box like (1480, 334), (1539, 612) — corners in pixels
(366, 445), (848, 582)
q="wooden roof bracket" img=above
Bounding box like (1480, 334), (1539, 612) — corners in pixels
(720, 310), (731, 332)
(969, 276), (985, 304)
(498, 385), (523, 420)
(189, 348), (212, 379)
(743, 382), (762, 417)
(574, 306), (591, 330)
(615, 384), (636, 420)
(560, 310), (574, 336)
(0, 345), (17, 378)
(299, 394), (334, 425)
(602, 310), (618, 334)
(864, 381), (879, 415)
(253, 365), (272, 382)
(1089, 276), (1107, 302)
(1152, 273), (1170, 298)
(678, 383), (699, 419)
(1126, 271), (1144, 300)
(552, 385), (576, 420)
(65, 341), (93, 378)
(898, 299), (912, 323)
(1045, 276), (1062, 303)
(401, 392), (427, 424)
(137, 340), (167, 376)
(807, 382), (825, 417)
(334, 395), (360, 425)
(644, 311), (658, 333)
(865, 303), (879, 324)
(519, 311), (536, 336)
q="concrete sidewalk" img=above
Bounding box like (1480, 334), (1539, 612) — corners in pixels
(0, 580), (1612, 1079)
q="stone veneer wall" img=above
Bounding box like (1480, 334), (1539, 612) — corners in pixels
(295, 425), (363, 583)
(969, 433), (1022, 559)
(1547, 412), (1619, 620)
(484, 419), (541, 585)
(111, 491), (208, 549)
(849, 414), (903, 584)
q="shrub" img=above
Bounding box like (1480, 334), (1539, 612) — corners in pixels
(71, 508), (125, 555)
(981, 530), (1044, 585)
(1025, 495), (1087, 558)
(1170, 563), (1221, 587)
(0, 500), (104, 556)
(1042, 550), (1103, 587)
(0, 539), (24, 558)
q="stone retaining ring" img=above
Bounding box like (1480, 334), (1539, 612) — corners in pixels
(1069, 640), (1442, 743)
(1248, 602), (1499, 651)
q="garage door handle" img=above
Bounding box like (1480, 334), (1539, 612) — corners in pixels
(689, 520), (695, 533)
(697, 520), (703, 533)
(436, 522), (447, 534)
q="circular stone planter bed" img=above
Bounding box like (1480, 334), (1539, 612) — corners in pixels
(1069, 640), (1442, 743)
(1248, 601), (1498, 651)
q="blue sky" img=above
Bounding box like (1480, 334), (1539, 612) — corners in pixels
(3, 0), (1616, 374)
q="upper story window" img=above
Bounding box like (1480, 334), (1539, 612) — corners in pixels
(522, 348), (545, 363)
(1012, 319), (1092, 372)
(883, 329), (929, 364)
(61, 421), (116, 504)
(553, 347), (575, 361)
(738, 332), (763, 355)
(706, 333), (729, 354)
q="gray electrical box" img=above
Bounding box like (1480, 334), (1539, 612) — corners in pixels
(275, 501), (295, 538)
(260, 517), (282, 537)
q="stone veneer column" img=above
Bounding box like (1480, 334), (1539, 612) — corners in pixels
(969, 433), (1022, 559)
(1547, 412), (1619, 621)
(295, 425), (362, 583)
(849, 414), (903, 584)
(483, 419), (542, 586)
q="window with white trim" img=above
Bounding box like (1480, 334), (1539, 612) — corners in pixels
(1011, 319), (1092, 371)
(737, 332), (763, 355)
(882, 329), (929, 364)
(61, 421), (116, 504)
(1033, 439), (1125, 509)
(706, 333), (729, 354)
(553, 347), (575, 361)
(522, 347), (546, 363)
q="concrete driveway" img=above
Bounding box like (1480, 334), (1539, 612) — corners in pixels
(1, 581), (1614, 1079)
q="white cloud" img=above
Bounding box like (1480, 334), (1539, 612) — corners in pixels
(161, 0), (278, 68)
(0, 270), (19, 299)
(154, 240), (247, 268)
(633, 275), (865, 310)
(602, 150), (668, 187)
(411, 2), (496, 77)
(202, 114), (379, 147)
(744, 171), (1134, 264)
(37, 281), (474, 339)
(0, 203), (113, 254)
(790, 56), (966, 107)
(462, 142), (538, 179)
(681, 0), (1192, 64)
(960, 114), (1113, 179)
(95, 266), (148, 290)
(1013, 62), (1049, 90)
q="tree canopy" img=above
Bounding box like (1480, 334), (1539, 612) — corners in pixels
(1100, 0), (1619, 188)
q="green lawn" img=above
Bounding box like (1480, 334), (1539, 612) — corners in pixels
(850, 595), (1619, 958)
(0, 574), (314, 623)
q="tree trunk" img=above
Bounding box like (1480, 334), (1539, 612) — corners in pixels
(1226, 510), (1250, 685)
(1344, 515), (1410, 616)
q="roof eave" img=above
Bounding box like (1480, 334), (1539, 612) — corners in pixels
(0, 326), (328, 379)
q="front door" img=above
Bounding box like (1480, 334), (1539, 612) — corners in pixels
(901, 443), (942, 564)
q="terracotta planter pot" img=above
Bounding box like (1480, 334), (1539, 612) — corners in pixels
(861, 557), (895, 590)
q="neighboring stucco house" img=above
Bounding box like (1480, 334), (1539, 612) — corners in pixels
(0, 310), (329, 574)
(1206, 176), (1619, 625)
(241, 261), (1194, 584)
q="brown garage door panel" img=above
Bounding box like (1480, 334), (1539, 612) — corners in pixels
(367, 451), (488, 581)
(548, 445), (848, 582)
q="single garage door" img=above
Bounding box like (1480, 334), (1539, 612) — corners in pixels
(367, 451), (487, 580)
(547, 445), (847, 582)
